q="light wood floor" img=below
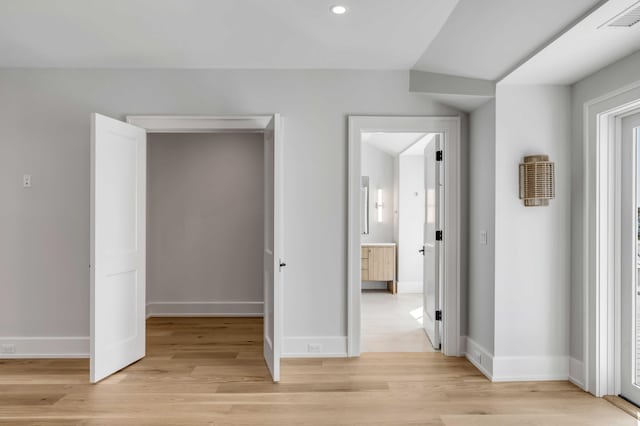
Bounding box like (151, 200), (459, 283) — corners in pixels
(0, 317), (635, 425)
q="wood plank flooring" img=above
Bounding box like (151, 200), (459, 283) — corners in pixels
(0, 317), (634, 425)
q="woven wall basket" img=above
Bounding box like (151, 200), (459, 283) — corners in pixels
(519, 155), (555, 207)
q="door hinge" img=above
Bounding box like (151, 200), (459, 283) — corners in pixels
(436, 150), (443, 162)
(435, 230), (443, 241)
(435, 310), (442, 321)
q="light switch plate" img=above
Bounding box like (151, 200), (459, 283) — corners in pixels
(480, 231), (488, 246)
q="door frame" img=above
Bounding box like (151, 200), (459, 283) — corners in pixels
(583, 84), (640, 397)
(126, 114), (284, 377)
(347, 116), (462, 357)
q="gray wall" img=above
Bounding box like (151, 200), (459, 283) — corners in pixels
(494, 85), (571, 362)
(361, 142), (395, 244)
(468, 99), (496, 353)
(147, 133), (263, 305)
(0, 69), (464, 352)
(570, 49), (640, 362)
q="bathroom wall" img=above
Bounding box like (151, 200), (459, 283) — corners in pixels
(397, 154), (425, 293)
(361, 142), (395, 244)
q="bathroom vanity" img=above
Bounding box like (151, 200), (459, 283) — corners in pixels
(361, 243), (397, 294)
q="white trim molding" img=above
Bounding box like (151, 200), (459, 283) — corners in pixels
(348, 116), (462, 357)
(0, 337), (89, 359)
(570, 357), (586, 390)
(463, 337), (570, 383)
(583, 81), (640, 397)
(146, 302), (264, 317)
(126, 115), (272, 133)
(281, 336), (348, 358)
(463, 336), (494, 380)
(492, 356), (569, 382)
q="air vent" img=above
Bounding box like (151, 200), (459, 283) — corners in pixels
(602, 2), (640, 28)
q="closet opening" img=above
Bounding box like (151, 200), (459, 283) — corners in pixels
(90, 115), (283, 383)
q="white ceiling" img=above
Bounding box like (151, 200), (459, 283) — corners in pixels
(501, 0), (640, 85)
(412, 0), (604, 80)
(363, 132), (430, 157)
(0, 0), (458, 69)
(402, 133), (436, 156)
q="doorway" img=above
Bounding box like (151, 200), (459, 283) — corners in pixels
(359, 132), (441, 352)
(347, 116), (461, 357)
(584, 85), (640, 397)
(90, 114), (284, 383)
(620, 111), (640, 404)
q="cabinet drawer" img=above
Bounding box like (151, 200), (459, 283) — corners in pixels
(361, 247), (370, 259)
(361, 258), (369, 271)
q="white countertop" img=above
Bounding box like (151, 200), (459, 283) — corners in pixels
(361, 243), (396, 247)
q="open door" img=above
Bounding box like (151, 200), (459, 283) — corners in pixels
(263, 114), (283, 382)
(423, 135), (442, 350)
(90, 113), (147, 383)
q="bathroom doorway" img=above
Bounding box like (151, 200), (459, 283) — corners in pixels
(347, 116), (462, 357)
(359, 132), (438, 352)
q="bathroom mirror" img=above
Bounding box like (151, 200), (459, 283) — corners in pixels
(361, 176), (370, 235)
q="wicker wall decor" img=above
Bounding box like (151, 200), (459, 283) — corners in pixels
(519, 155), (555, 207)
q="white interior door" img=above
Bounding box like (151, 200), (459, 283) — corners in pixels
(263, 114), (282, 382)
(423, 135), (442, 350)
(90, 113), (147, 383)
(621, 112), (640, 404)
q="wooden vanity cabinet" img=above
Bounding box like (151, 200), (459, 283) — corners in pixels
(361, 244), (397, 294)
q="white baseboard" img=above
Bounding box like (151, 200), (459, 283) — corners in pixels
(569, 357), (586, 390)
(462, 337), (571, 382)
(462, 336), (494, 380)
(397, 281), (423, 294)
(146, 301), (263, 317)
(0, 337), (89, 358)
(282, 336), (348, 358)
(492, 355), (569, 382)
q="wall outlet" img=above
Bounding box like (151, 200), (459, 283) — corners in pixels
(23, 174), (32, 188)
(307, 343), (322, 353)
(480, 231), (488, 246)
(1, 344), (16, 354)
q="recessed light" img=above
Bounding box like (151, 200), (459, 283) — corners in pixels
(330, 5), (348, 15)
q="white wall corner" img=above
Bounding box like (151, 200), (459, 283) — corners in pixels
(282, 336), (348, 358)
(569, 357), (586, 390)
(462, 336), (494, 380)
(397, 281), (423, 294)
(146, 301), (264, 317)
(0, 337), (89, 359)
(492, 355), (569, 382)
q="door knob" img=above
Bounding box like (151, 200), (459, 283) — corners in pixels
(418, 247), (425, 255)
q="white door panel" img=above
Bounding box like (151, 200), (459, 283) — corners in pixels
(263, 114), (282, 382)
(621, 112), (640, 404)
(423, 135), (442, 350)
(91, 113), (146, 383)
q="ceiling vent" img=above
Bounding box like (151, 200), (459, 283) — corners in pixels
(602, 2), (640, 28)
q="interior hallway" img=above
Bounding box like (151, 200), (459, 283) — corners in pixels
(0, 317), (635, 425)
